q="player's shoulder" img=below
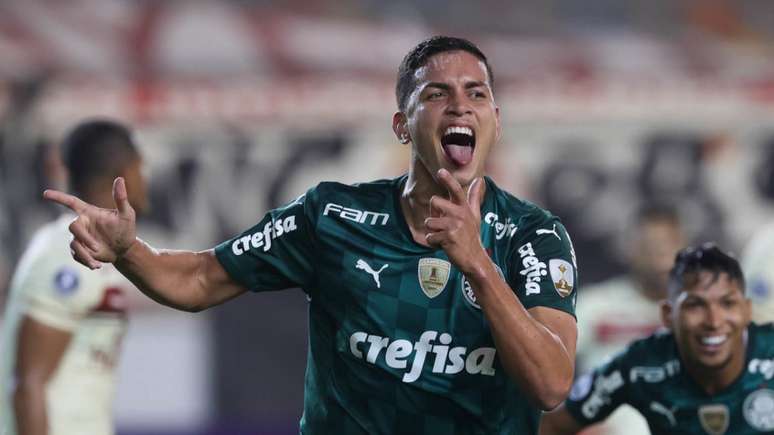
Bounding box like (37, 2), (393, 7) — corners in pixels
(621, 329), (677, 364)
(10, 215), (92, 299)
(311, 177), (400, 207)
(742, 222), (774, 263)
(485, 177), (552, 222)
(751, 322), (774, 356)
(486, 178), (568, 242)
(18, 215), (75, 265)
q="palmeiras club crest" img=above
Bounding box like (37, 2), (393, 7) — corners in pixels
(743, 388), (774, 431)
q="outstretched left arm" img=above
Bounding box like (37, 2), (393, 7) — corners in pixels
(425, 169), (576, 410)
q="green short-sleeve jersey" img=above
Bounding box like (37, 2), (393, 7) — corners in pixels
(215, 175), (578, 435)
(564, 323), (774, 435)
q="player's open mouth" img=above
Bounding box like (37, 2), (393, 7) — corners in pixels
(441, 126), (475, 167)
(698, 334), (728, 352)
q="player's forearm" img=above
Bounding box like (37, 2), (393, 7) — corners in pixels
(114, 238), (213, 312)
(13, 382), (48, 435)
(469, 261), (574, 410)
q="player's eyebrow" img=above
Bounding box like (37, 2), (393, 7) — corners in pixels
(423, 82), (451, 91)
(423, 80), (489, 92)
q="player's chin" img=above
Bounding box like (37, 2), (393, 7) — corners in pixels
(694, 350), (733, 370)
(442, 160), (480, 183)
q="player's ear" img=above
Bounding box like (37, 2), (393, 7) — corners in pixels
(494, 105), (502, 143)
(393, 112), (410, 145)
(660, 300), (674, 330)
(742, 296), (752, 325)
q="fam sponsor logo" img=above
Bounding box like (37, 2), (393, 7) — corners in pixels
(629, 360), (680, 383)
(581, 370), (625, 419)
(518, 243), (547, 295)
(323, 202), (389, 225)
(231, 216), (297, 256)
(349, 330), (496, 383)
(749, 358), (774, 380)
(483, 213), (517, 240)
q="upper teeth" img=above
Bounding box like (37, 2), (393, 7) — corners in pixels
(702, 335), (727, 346)
(444, 126), (473, 137)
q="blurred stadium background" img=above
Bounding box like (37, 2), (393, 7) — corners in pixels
(1, 1), (774, 434)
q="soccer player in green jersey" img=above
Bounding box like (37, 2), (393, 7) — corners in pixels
(43, 36), (579, 434)
(540, 243), (774, 435)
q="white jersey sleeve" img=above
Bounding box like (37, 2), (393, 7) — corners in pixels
(14, 218), (99, 331)
(741, 222), (774, 323)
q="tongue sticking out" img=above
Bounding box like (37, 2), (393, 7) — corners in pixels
(443, 144), (473, 166)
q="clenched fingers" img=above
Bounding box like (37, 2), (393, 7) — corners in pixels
(425, 216), (452, 232)
(70, 239), (102, 270)
(425, 230), (449, 247)
(68, 218), (100, 252)
(429, 195), (459, 218)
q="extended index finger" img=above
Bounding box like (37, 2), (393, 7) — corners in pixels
(43, 189), (91, 213)
(436, 169), (467, 204)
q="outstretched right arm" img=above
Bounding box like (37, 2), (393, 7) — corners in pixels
(43, 178), (246, 312)
(113, 241), (245, 312)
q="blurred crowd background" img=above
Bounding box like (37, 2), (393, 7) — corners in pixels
(2, 1), (774, 434)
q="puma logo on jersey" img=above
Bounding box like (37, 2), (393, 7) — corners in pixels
(650, 401), (678, 427)
(231, 216), (297, 256)
(323, 203), (389, 225)
(349, 330), (496, 383)
(356, 259), (388, 288)
(535, 224), (561, 241)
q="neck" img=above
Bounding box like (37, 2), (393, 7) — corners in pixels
(79, 185), (115, 210)
(634, 274), (666, 302)
(399, 159), (483, 246)
(683, 328), (748, 396)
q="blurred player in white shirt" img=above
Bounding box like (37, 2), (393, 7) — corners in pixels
(741, 221), (774, 323)
(574, 203), (686, 435)
(0, 119), (147, 435)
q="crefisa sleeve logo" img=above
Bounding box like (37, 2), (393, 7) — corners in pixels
(53, 266), (80, 296)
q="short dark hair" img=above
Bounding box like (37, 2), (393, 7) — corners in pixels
(667, 243), (745, 300)
(61, 119), (139, 196)
(396, 35), (494, 112)
(635, 201), (681, 227)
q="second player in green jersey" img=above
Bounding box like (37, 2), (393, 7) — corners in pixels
(541, 244), (774, 435)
